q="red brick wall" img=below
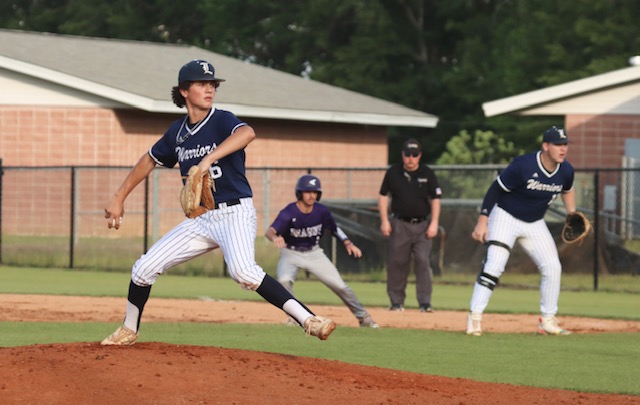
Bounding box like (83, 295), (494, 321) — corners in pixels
(0, 108), (171, 167)
(0, 106), (388, 237)
(0, 107), (388, 168)
(248, 119), (388, 168)
(565, 115), (640, 169)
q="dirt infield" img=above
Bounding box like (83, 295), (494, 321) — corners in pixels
(1, 294), (639, 404)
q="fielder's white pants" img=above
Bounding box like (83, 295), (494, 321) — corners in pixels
(469, 206), (562, 317)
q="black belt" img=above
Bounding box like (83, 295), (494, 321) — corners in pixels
(287, 245), (315, 252)
(394, 215), (426, 224)
(214, 199), (241, 209)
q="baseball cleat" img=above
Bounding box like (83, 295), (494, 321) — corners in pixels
(419, 304), (433, 313)
(101, 325), (138, 346)
(538, 316), (572, 335)
(359, 314), (380, 329)
(304, 316), (336, 340)
(388, 304), (404, 312)
(466, 312), (482, 336)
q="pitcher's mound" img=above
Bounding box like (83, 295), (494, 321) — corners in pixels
(1, 342), (638, 404)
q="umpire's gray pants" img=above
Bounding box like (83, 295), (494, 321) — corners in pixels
(386, 218), (433, 307)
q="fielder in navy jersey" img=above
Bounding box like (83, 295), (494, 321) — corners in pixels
(101, 59), (336, 345)
(466, 126), (576, 336)
(265, 175), (379, 328)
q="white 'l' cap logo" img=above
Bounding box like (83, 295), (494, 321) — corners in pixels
(199, 62), (213, 75)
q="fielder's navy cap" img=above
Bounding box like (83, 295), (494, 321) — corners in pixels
(402, 138), (422, 155)
(543, 126), (570, 144)
(178, 60), (226, 85)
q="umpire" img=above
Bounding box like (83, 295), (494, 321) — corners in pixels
(378, 139), (442, 312)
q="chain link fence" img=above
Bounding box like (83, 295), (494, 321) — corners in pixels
(1, 162), (639, 292)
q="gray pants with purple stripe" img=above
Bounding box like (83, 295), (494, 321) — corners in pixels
(276, 246), (368, 320)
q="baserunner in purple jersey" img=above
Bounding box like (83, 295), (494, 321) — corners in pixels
(265, 175), (379, 328)
(466, 126), (576, 336)
(101, 60), (336, 345)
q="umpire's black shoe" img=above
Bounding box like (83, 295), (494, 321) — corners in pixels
(419, 304), (433, 313)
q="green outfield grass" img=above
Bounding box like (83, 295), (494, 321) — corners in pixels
(1, 266), (638, 320)
(0, 265), (639, 396)
(3, 234), (639, 293)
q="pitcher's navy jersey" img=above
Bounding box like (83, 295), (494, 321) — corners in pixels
(149, 108), (252, 202)
(270, 203), (346, 250)
(496, 151), (574, 222)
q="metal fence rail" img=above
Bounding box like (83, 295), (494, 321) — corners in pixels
(1, 162), (638, 292)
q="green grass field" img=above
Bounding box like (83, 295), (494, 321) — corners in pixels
(0, 265), (639, 396)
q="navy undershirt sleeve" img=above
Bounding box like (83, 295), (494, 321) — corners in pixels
(480, 180), (504, 216)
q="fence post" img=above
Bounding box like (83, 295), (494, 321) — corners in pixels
(144, 176), (149, 254)
(69, 167), (76, 268)
(593, 170), (600, 291)
(0, 158), (3, 264)
(263, 168), (271, 234)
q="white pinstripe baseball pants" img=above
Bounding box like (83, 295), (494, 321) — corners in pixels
(131, 198), (266, 290)
(469, 206), (562, 317)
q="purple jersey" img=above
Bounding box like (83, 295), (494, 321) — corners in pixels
(496, 151), (574, 222)
(270, 202), (347, 250)
(149, 108), (252, 202)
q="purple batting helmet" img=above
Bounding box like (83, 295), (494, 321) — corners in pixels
(295, 174), (322, 201)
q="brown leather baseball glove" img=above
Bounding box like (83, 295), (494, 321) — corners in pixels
(561, 211), (591, 245)
(180, 166), (215, 218)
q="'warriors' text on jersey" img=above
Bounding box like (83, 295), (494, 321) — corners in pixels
(149, 108), (252, 202)
(496, 151), (574, 222)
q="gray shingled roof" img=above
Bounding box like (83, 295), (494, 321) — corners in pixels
(0, 29), (437, 127)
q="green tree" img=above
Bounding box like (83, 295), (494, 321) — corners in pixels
(433, 129), (522, 199)
(3, 0), (640, 164)
(436, 130), (523, 165)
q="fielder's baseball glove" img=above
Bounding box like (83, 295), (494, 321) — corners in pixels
(180, 166), (215, 218)
(561, 211), (591, 245)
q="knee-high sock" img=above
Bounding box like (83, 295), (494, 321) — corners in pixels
(257, 274), (315, 325)
(124, 280), (151, 333)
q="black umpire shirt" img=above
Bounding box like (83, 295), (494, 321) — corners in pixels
(379, 163), (442, 219)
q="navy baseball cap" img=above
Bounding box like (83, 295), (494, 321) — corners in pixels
(178, 60), (226, 85)
(543, 126), (570, 144)
(402, 138), (422, 155)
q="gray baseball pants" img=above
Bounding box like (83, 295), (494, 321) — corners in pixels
(277, 247), (368, 320)
(386, 218), (433, 307)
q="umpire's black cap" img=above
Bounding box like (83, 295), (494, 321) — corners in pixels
(178, 60), (226, 85)
(402, 138), (422, 155)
